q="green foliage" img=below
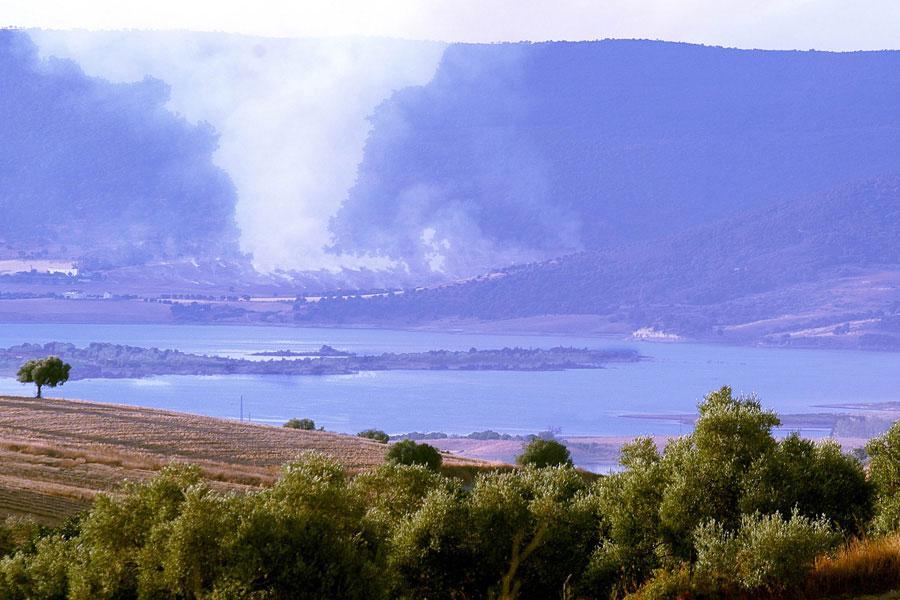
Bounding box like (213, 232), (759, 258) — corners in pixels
(0, 387), (886, 598)
(16, 356), (71, 398)
(386, 440), (442, 471)
(0, 535), (74, 600)
(389, 466), (600, 599)
(516, 438), (573, 468)
(693, 510), (840, 594)
(350, 463), (455, 535)
(866, 421), (900, 534)
(591, 437), (668, 594)
(741, 434), (873, 534)
(658, 387), (780, 557)
(357, 429), (390, 443)
(283, 417), (316, 430)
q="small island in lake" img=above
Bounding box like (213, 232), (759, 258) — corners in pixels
(250, 345), (352, 358)
(0, 342), (642, 380)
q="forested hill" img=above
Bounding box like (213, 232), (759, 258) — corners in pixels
(303, 177), (900, 350)
(331, 40), (900, 277)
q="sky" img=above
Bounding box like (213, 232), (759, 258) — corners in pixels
(4, 1), (900, 273)
(4, 1), (900, 50)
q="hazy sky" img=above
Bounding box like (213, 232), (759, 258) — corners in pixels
(5, 1), (900, 50)
(6, 2), (900, 272)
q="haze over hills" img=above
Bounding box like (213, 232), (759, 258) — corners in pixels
(0, 30), (241, 269)
(2, 32), (899, 349)
(302, 177), (900, 349)
(333, 40), (900, 277)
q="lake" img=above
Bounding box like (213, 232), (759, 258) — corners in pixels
(0, 323), (897, 442)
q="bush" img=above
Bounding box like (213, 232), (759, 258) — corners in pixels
(389, 465), (600, 599)
(284, 418), (316, 430)
(357, 429), (390, 443)
(741, 435), (873, 534)
(593, 438), (668, 592)
(386, 440), (443, 471)
(866, 422), (900, 534)
(516, 439), (572, 468)
(694, 510), (839, 594)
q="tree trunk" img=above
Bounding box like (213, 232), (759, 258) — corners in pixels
(36, 384), (41, 398)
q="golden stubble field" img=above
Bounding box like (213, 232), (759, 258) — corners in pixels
(0, 395), (495, 524)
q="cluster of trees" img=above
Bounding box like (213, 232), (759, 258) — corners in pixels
(283, 418), (317, 431)
(3, 387), (900, 598)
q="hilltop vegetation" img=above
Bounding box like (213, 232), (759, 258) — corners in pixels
(4, 387), (900, 598)
(0, 342), (640, 379)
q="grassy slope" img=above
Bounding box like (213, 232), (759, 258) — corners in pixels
(0, 395), (497, 524)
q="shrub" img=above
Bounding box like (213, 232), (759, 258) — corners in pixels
(283, 418), (316, 430)
(694, 510), (840, 594)
(866, 422), (900, 534)
(516, 439), (572, 468)
(627, 565), (694, 600)
(357, 429), (390, 443)
(389, 465), (600, 599)
(592, 438), (667, 592)
(386, 440), (442, 471)
(741, 435), (873, 534)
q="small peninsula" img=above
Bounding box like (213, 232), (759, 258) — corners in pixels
(0, 342), (642, 380)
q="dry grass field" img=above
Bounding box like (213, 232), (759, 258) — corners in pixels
(0, 395), (497, 525)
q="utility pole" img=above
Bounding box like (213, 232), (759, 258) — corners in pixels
(240, 394), (243, 422)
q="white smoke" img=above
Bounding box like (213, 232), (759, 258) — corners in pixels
(29, 30), (446, 272)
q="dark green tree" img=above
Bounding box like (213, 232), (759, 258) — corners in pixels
(16, 356), (71, 398)
(386, 440), (442, 471)
(516, 439), (572, 468)
(357, 429), (390, 444)
(284, 418), (316, 430)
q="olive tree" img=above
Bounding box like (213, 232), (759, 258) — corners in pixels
(386, 440), (442, 471)
(516, 439), (572, 468)
(17, 356), (71, 398)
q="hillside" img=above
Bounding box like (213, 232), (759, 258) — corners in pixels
(303, 177), (900, 349)
(332, 40), (900, 277)
(0, 395), (493, 524)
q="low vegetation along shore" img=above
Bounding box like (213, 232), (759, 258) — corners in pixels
(0, 342), (641, 379)
(2, 388), (900, 598)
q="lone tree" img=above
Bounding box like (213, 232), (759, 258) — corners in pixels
(516, 438), (572, 468)
(17, 356), (71, 398)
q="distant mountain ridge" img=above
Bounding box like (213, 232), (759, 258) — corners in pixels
(332, 40), (900, 277)
(303, 176), (900, 349)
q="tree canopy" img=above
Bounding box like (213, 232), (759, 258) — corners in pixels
(16, 356), (71, 398)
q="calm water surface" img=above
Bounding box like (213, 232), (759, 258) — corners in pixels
(0, 323), (897, 440)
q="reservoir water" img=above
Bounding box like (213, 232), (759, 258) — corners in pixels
(0, 323), (897, 439)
